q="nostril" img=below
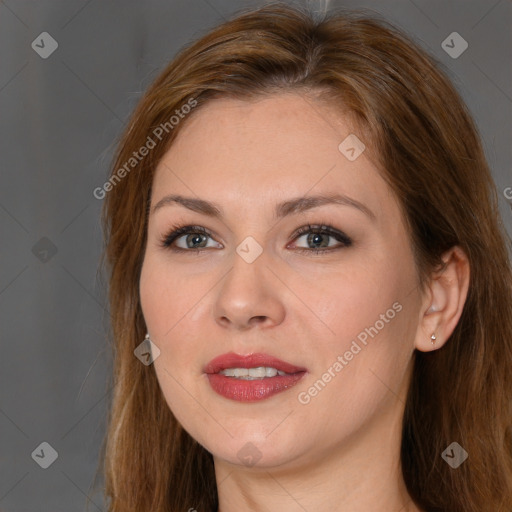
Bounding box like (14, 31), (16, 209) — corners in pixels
(250, 316), (268, 325)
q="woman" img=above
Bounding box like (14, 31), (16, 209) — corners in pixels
(99, 3), (512, 511)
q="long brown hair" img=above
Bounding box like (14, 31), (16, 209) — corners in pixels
(99, 3), (512, 511)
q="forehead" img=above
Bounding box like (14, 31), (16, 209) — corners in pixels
(151, 93), (395, 221)
(159, 93), (355, 172)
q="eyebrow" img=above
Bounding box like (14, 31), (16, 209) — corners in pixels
(151, 193), (376, 221)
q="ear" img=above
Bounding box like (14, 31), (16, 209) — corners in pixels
(415, 246), (470, 352)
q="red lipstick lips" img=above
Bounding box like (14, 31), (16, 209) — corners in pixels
(204, 352), (307, 402)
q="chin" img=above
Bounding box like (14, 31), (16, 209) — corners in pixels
(204, 428), (307, 470)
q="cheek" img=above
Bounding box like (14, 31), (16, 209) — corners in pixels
(140, 254), (199, 339)
(296, 301), (413, 440)
(139, 256), (202, 423)
(293, 256), (405, 352)
(294, 258), (416, 409)
(139, 258), (168, 334)
(139, 254), (214, 387)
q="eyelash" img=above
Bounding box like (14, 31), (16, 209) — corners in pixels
(159, 222), (353, 255)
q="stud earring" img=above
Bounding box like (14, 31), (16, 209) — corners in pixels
(430, 333), (437, 345)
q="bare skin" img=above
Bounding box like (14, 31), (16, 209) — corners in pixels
(139, 93), (469, 511)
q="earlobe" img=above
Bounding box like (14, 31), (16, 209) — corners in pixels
(415, 246), (470, 352)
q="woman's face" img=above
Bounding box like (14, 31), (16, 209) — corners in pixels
(140, 93), (424, 470)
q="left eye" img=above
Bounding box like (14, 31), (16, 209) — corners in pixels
(290, 224), (352, 253)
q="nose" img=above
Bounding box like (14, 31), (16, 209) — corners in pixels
(213, 249), (286, 331)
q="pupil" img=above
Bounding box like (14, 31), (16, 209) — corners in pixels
(309, 233), (328, 248)
(188, 233), (206, 248)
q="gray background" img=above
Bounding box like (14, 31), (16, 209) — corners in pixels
(1, 0), (511, 510)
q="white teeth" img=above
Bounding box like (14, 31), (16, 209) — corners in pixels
(219, 366), (288, 379)
(265, 367), (276, 377)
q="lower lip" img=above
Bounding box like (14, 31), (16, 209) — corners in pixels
(206, 372), (306, 402)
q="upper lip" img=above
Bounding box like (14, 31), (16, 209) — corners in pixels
(204, 352), (307, 374)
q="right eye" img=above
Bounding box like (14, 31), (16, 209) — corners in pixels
(160, 224), (223, 253)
